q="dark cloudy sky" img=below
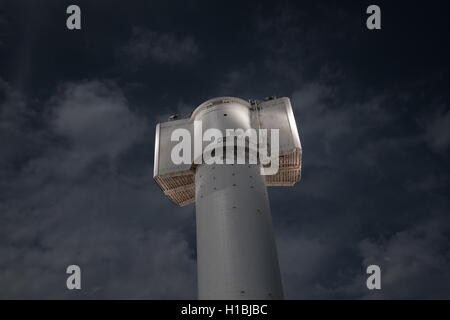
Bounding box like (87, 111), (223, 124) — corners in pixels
(0, 0), (449, 299)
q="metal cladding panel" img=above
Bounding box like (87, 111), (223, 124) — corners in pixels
(192, 103), (252, 131)
(154, 118), (193, 177)
(190, 96), (251, 119)
(153, 118), (196, 206)
(195, 164), (283, 299)
(153, 123), (160, 178)
(285, 98), (302, 150)
(258, 97), (301, 155)
(258, 97), (302, 186)
(192, 102), (253, 164)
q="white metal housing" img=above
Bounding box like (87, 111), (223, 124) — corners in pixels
(153, 97), (302, 206)
(153, 97), (302, 300)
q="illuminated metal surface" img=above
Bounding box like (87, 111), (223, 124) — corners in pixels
(153, 97), (302, 206)
(153, 97), (302, 299)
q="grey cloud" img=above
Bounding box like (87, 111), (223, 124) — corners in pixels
(423, 107), (450, 153)
(291, 81), (392, 171)
(44, 81), (146, 178)
(357, 220), (450, 299)
(0, 79), (44, 184)
(0, 79), (196, 299)
(270, 74), (450, 299)
(277, 233), (336, 299)
(122, 27), (199, 66)
(51, 81), (144, 155)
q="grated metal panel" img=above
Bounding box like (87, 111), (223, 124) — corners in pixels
(265, 148), (302, 186)
(154, 148), (301, 206)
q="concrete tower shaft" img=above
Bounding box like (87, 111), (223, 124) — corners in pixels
(153, 97), (302, 300)
(192, 98), (283, 299)
(195, 163), (283, 299)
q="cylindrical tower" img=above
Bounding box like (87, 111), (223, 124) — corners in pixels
(153, 96), (302, 300)
(195, 163), (283, 299)
(192, 97), (283, 299)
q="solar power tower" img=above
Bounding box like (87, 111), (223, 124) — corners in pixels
(153, 97), (302, 299)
